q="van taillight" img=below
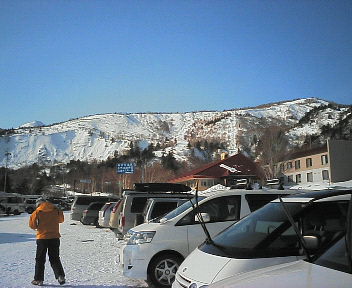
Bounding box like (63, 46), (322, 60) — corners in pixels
(121, 216), (125, 227)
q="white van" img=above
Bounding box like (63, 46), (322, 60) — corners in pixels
(207, 233), (352, 288)
(118, 188), (296, 288)
(173, 189), (351, 288)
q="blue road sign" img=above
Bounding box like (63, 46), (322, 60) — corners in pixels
(117, 163), (135, 174)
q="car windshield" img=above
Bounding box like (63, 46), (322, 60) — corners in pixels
(199, 200), (348, 258)
(156, 196), (206, 222)
(315, 237), (352, 274)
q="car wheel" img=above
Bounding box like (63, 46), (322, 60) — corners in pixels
(27, 207), (34, 214)
(147, 253), (183, 288)
(13, 209), (20, 215)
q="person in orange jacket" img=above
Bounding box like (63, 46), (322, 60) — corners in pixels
(29, 197), (66, 286)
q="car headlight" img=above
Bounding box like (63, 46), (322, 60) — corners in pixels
(126, 231), (156, 245)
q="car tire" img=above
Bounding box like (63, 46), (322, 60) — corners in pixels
(13, 209), (20, 215)
(147, 253), (183, 288)
(27, 207), (34, 214)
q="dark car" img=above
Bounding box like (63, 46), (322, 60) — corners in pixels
(80, 201), (107, 226)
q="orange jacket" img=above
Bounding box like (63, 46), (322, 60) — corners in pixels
(29, 202), (64, 239)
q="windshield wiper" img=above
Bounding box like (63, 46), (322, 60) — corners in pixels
(278, 196), (312, 262)
(190, 183), (214, 244)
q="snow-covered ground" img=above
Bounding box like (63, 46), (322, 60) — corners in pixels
(0, 211), (147, 288)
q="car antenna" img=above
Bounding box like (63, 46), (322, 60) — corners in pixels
(278, 196), (312, 262)
(191, 181), (213, 244)
(345, 194), (352, 272)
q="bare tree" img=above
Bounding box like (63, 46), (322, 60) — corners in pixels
(257, 126), (289, 179)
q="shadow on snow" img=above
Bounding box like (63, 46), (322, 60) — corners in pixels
(0, 232), (36, 244)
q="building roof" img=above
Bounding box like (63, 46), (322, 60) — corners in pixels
(169, 153), (264, 183)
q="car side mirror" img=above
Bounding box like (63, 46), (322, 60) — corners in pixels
(195, 212), (210, 223)
(303, 235), (320, 251)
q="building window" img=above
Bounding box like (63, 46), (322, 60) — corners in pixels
(321, 154), (329, 165)
(306, 158), (313, 168)
(322, 170), (329, 180)
(296, 174), (302, 183)
(279, 163), (284, 172)
(295, 160), (301, 170)
(307, 172), (313, 182)
(287, 175), (294, 183)
(286, 162), (293, 170)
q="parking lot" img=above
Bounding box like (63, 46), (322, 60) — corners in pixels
(0, 211), (147, 288)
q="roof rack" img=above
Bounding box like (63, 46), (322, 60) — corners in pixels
(133, 183), (192, 193)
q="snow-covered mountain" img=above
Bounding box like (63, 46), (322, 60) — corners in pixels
(18, 120), (45, 129)
(1, 98), (350, 169)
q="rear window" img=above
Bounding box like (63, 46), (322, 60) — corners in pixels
(75, 196), (110, 205)
(131, 197), (148, 213)
(6, 197), (22, 204)
(88, 202), (106, 210)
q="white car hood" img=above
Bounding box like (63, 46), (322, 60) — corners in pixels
(209, 260), (352, 288)
(178, 248), (231, 285)
(178, 248), (298, 285)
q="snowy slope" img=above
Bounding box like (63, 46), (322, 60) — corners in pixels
(0, 98), (331, 169)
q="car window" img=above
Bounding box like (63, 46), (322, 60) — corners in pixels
(88, 202), (105, 210)
(160, 197), (204, 222)
(177, 196), (241, 226)
(7, 197), (22, 204)
(75, 197), (108, 205)
(245, 194), (286, 212)
(130, 197), (148, 213)
(315, 237), (351, 274)
(150, 201), (178, 219)
(201, 201), (348, 258)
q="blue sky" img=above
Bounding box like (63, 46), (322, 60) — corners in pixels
(1, 0), (351, 129)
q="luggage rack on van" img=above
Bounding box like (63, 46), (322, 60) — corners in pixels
(133, 183), (192, 193)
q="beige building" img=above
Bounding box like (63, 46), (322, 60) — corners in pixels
(276, 139), (352, 185)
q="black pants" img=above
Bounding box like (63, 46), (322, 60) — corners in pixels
(34, 238), (65, 281)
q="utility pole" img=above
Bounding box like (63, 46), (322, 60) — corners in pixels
(3, 152), (11, 193)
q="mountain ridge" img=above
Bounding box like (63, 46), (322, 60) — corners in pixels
(1, 97), (350, 169)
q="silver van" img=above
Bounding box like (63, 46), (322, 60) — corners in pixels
(112, 183), (194, 237)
